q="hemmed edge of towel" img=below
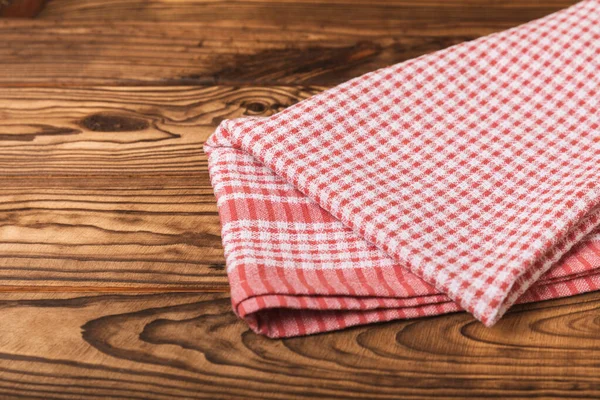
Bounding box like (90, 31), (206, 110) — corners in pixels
(205, 118), (600, 332)
(233, 266), (600, 338)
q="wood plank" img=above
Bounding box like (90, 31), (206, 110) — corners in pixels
(0, 290), (599, 399)
(0, 85), (316, 289)
(0, 0), (580, 86)
(38, 0), (578, 22)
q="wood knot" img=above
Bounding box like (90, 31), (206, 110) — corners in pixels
(245, 102), (268, 114)
(81, 113), (149, 132)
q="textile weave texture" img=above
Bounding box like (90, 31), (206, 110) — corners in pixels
(204, 0), (600, 338)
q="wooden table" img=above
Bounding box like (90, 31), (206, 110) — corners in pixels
(0, 0), (598, 398)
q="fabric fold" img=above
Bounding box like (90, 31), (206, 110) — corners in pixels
(204, 0), (600, 338)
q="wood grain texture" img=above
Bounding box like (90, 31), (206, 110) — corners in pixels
(0, 85), (316, 289)
(2, 1), (599, 397)
(0, 290), (599, 399)
(0, 0), (580, 86)
(37, 0), (579, 23)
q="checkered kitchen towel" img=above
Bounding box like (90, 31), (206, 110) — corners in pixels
(204, 0), (600, 338)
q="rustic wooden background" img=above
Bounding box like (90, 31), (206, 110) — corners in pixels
(0, 0), (598, 398)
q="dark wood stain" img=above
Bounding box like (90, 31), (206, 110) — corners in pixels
(0, 0), (46, 18)
(208, 264), (225, 271)
(81, 113), (149, 132)
(204, 41), (383, 85)
(0, 124), (80, 141)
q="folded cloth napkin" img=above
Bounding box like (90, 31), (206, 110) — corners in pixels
(204, 0), (600, 338)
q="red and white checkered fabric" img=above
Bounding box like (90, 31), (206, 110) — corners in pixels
(204, 0), (600, 338)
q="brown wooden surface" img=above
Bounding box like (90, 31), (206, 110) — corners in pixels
(0, 85), (315, 289)
(1, 291), (600, 399)
(0, 0), (579, 86)
(0, 0), (596, 398)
